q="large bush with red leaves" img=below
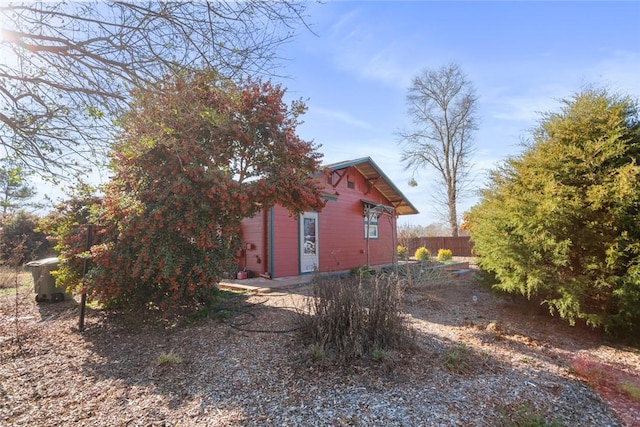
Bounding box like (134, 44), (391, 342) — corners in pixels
(50, 70), (325, 312)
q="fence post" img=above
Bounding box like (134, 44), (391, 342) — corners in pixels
(78, 224), (92, 332)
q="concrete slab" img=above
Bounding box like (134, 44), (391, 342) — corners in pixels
(219, 259), (476, 293)
(219, 274), (314, 293)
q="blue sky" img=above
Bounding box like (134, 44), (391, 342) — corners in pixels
(277, 1), (640, 226)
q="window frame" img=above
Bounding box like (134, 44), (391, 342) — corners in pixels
(364, 216), (379, 239)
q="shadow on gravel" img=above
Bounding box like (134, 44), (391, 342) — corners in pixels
(75, 304), (622, 426)
(64, 278), (624, 427)
(2, 275), (629, 426)
(402, 272), (612, 355)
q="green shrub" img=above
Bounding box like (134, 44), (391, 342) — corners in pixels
(298, 274), (414, 364)
(397, 245), (408, 260)
(466, 89), (640, 335)
(437, 248), (453, 262)
(442, 342), (491, 375)
(414, 246), (430, 261)
(37, 183), (102, 297)
(371, 348), (395, 364)
(307, 343), (326, 363)
(350, 265), (375, 278)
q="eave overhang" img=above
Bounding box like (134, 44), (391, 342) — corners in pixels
(324, 157), (419, 216)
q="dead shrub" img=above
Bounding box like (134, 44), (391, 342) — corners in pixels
(0, 266), (16, 290)
(1, 238), (27, 291)
(1, 239), (32, 345)
(396, 261), (450, 290)
(297, 273), (415, 364)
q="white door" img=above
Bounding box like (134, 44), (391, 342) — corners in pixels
(300, 212), (319, 273)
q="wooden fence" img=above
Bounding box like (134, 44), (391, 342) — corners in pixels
(405, 236), (473, 257)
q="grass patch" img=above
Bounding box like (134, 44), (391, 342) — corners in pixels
(350, 265), (376, 279)
(307, 343), (326, 363)
(621, 381), (640, 403)
(157, 350), (182, 367)
(183, 288), (245, 325)
(443, 342), (473, 374)
(371, 348), (396, 364)
(496, 402), (562, 427)
(442, 342), (491, 375)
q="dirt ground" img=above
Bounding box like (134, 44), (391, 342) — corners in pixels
(1, 269), (639, 426)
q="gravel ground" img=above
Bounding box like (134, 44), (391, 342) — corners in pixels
(1, 271), (639, 426)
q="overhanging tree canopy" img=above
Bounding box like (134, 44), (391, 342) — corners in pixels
(0, 1), (308, 176)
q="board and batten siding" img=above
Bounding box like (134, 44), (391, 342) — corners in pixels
(318, 166), (395, 272)
(238, 212), (267, 276)
(239, 166), (399, 278)
(270, 205), (300, 277)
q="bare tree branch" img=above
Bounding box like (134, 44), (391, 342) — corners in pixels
(0, 1), (309, 178)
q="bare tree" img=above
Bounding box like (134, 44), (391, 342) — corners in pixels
(399, 63), (478, 237)
(0, 1), (309, 178)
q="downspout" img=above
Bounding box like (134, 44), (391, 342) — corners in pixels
(262, 207), (269, 277)
(366, 215), (371, 268)
(392, 210), (397, 272)
(268, 206), (275, 277)
(366, 231), (370, 268)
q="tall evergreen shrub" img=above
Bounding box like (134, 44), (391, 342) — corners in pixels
(467, 89), (640, 335)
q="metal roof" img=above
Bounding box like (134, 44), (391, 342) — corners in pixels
(324, 157), (419, 216)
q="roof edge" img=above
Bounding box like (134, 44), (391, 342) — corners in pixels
(324, 157), (419, 215)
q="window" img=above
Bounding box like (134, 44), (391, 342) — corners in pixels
(364, 216), (378, 239)
(363, 202), (385, 239)
(347, 179), (355, 189)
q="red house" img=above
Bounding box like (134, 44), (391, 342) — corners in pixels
(239, 157), (418, 278)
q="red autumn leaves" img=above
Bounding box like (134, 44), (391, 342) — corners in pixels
(53, 70), (325, 311)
